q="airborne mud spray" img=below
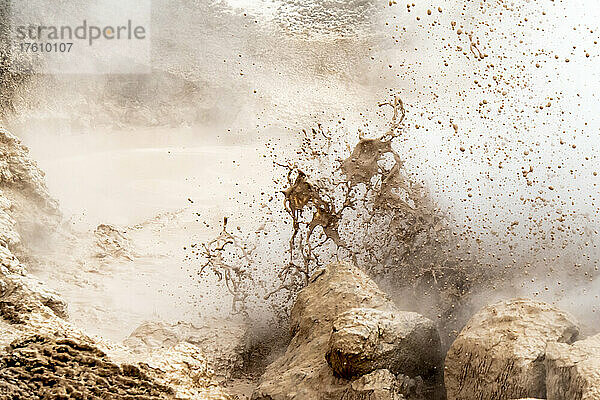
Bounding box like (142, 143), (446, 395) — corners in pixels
(190, 98), (486, 347)
(0, 0), (599, 398)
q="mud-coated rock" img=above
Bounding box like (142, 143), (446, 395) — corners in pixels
(326, 308), (441, 379)
(0, 128), (66, 322)
(252, 261), (442, 400)
(0, 128), (61, 250)
(124, 318), (247, 382)
(445, 298), (580, 400)
(342, 369), (406, 400)
(143, 342), (234, 400)
(341, 370), (427, 400)
(545, 333), (600, 400)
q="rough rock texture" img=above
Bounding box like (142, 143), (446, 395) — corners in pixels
(94, 224), (136, 262)
(545, 333), (600, 400)
(252, 261), (442, 400)
(0, 128), (67, 335)
(0, 128), (61, 250)
(0, 335), (174, 399)
(326, 308), (441, 379)
(341, 369), (406, 400)
(445, 298), (580, 400)
(143, 342), (234, 399)
(124, 318), (247, 382)
(341, 370), (429, 400)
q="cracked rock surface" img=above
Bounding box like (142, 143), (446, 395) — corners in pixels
(444, 298), (580, 400)
(326, 308), (441, 380)
(545, 333), (600, 400)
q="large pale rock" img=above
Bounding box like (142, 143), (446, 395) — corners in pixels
(0, 129), (66, 321)
(342, 369), (406, 400)
(252, 261), (442, 400)
(545, 333), (600, 400)
(124, 318), (247, 381)
(326, 308), (441, 379)
(144, 342), (234, 400)
(0, 128), (61, 250)
(445, 298), (580, 400)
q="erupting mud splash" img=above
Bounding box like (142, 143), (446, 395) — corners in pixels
(188, 97), (484, 344)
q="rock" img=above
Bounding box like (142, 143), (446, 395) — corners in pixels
(0, 313), (234, 399)
(252, 261), (442, 400)
(545, 333), (600, 400)
(0, 334), (174, 399)
(124, 318), (247, 382)
(93, 224), (136, 262)
(17, 273), (69, 318)
(342, 369), (406, 400)
(445, 298), (580, 400)
(326, 308), (441, 379)
(144, 342), (233, 400)
(0, 128), (66, 324)
(0, 128), (61, 251)
(341, 370), (428, 400)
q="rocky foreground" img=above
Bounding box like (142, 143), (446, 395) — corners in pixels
(0, 127), (599, 399)
(252, 261), (443, 400)
(252, 262), (600, 400)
